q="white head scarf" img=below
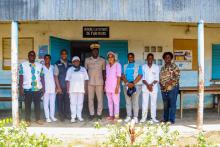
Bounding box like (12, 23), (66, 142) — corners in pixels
(107, 51), (118, 61)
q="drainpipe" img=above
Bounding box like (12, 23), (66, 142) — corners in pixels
(11, 21), (19, 127)
(197, 20), (204, 130)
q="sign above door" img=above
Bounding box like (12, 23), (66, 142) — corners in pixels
(83, 26), (109, 38)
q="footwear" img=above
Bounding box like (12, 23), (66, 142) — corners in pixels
(97, 115), (102, 120)
(89, 115), (95, 120)
(106, 116), (114, 121)
(140, 118), (146, 123)
(65, 115), (71, 120)
(36, 120), (44, 125)
(71, 118), (76, 123)
(132, 117), (139, 124)
(124, 117), (131, 123)
(51, 117), (57, 122)
(59, 115), (65, 122)
(46, 118), (52, 123)
(152, 118), (159, 123)
(78, 117), (84, 122)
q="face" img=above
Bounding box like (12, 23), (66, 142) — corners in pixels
(73, 60), (80, 66)
(44, 56), (51, 64)
(28, 51), (36, 63)
(147, 55), (154, 64)
(92, 48), (99, 58)
(60, 51), (68, 60)
(108, 54), (115, 64)
(164, 54), (172, 64)
(128, 54), (135, 63)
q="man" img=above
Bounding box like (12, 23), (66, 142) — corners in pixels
(140, 53), (159, 123)
(160, 52), (180, 124)
(85, 43), (105, 120)
(19, 51), (45, 126)
(54, 49), (72, 121)
(121, 53), (142, 123)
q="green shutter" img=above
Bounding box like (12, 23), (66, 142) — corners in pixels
(212, 44), (220, 80)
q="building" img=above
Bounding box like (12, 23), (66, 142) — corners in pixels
(0, 0), (220, 112)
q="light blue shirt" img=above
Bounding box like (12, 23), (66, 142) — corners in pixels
(123, 63), (143, 82)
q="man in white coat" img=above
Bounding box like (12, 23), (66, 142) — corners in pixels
(140, 53), (159, 123)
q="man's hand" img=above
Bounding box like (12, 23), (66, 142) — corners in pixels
(19, 87), (24, 97)
(147, 84), (153, 92)
(127, 83), (134, 88)
(56, 87), (62, 94)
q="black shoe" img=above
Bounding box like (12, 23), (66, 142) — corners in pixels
(97, 115), (102, 120)
(65, 115), (71, 120)
(60, 115), (65, 122)
(89, 115), (95, 120)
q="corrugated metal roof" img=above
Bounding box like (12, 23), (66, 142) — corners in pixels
(0, 0), (220, 23)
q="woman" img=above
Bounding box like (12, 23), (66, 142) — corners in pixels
(42, 54), (57, 123)
(105, 51), (122, 121)
(160, 52), (180, 124)
(65, 56), (89, 123)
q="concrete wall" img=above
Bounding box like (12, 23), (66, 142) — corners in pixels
(0, 21), (220, 109)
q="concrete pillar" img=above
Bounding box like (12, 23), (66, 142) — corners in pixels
(11, 21), (19, 127)
(197, 20), (204, 130)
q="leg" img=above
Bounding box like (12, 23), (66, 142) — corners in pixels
(88, 85), (95, 116)
(150, 91), (158, 120)
(112, 93), (120, 117)
(106, 93), (114, 117)
(33, 91), (41, 121)
(124, 86), (132, 117)
(76, 93), (84, 119)
(49, 93), (56, 119)
(95, 85), (104, 116)
(24, 92), (32, 121)
(43, 93), (50, 119)
(132, 86), (141, 118)
(168, 86), (179, 123)
(64, 92), (71, 118)
(141, 91), (150, 120)
(70, 93), (77, 119)
(57, 93), (64, 119)
(162, 91), (169, 122)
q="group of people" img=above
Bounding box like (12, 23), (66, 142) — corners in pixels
(19, 43), (180, 126)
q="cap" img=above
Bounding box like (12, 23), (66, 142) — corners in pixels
(90, 43), (100, 50)
(72, 56), (80, 61)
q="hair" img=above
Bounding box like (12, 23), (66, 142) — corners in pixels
(60, 49), (68, 55)
(28, 50), (35, 55)
(44, 54), (51, 59)
(147, 53), (154, 58)
(128, 52), (135, 57)
(162, 52), (173, 59)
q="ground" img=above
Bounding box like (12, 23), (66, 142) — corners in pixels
(1, 108), (220, 146)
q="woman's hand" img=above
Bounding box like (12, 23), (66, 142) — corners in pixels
(115, 85), (120, 94)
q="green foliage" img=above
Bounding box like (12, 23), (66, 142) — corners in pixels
(197, 132), (217, 147)
(0, 118), (62, 147)
(102, 121), (179, 147)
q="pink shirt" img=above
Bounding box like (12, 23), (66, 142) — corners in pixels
(105, 62), (122, 93)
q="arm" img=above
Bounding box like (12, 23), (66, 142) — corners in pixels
(54, 65), (62, 94)
(66, 81), (70, 94)
(40, 67), (45, 94)
(19, 75), (24, 96)
(115, 76), (121, 94)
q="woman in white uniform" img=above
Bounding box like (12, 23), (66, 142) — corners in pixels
(43, 54), (57, 123)
(66, 56), (89, 123)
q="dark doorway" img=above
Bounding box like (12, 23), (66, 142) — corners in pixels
(71, 41), (98, 66)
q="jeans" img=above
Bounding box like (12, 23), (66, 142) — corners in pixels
(161, 85), (179, 123)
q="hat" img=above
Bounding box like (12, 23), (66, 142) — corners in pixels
(90, 43), (100, 50)
(107, 51), (118, 61)
(127, 86), (136, 97)
(72, 56), (80, 61)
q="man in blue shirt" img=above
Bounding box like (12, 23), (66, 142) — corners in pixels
(121, 53), (143, 123)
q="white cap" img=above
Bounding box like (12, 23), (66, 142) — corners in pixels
(72, 56), (80, 61)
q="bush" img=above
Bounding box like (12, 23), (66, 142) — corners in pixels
(0, 118), (61, 147)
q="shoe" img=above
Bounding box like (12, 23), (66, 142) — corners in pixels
(106, 116), (114, 121)
(124, 117), (131, 123)
(46, 118), (52, 123)
(89, 115), (95, 120)
(36, 120), (44, 125)
(78, 117), (84, 122)
(152, 118), (159, 123)
(59, 115), (65, 122)
(51, 117), (57, 122)
(71, 118), (76, 123)
(65, 115), (71, 120)
(97, 115), (102, 120)
(140, 118), (146, 123)
(132, 117), (139, 124)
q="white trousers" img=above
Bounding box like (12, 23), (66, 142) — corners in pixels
(69, 92), (84, 119)
(43, 93), (56, 119)
(142, 91), (158, 120)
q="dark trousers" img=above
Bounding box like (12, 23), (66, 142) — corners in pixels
(161, 85), (179, 123)
(24, 91), (42, 121)
(57, 91), (70, 119)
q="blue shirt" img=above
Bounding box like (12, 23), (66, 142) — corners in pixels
(123, 63), (143, 82)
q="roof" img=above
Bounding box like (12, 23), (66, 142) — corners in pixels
(0, 0), (220, 23)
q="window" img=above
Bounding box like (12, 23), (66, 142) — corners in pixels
(212, 44), (220, 80)
(2, 37), (34, 70)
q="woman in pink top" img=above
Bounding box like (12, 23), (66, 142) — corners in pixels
(105, 51), (122, 121)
